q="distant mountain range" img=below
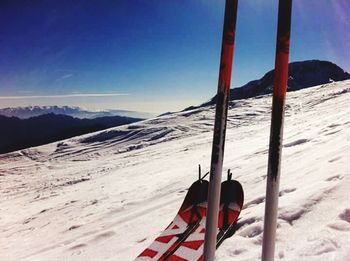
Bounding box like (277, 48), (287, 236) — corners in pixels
(0, 113), (142, 154)
(2, 59), (349, 154)
(197, 60), (350, 108)
(0, 106), (155, 119)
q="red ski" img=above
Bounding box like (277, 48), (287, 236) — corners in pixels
(136, 172), (244, 261)
(169, 173), (243, 261)
(135, 178), (209, 261)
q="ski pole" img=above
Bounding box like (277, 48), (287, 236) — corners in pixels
(262, 1), (293, 260)
(203, 0), (238, 260)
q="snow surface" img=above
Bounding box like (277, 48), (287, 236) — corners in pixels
(1, 80), (349, 261)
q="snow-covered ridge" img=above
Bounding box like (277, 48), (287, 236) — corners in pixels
(0, 105), (154, 119)
(0, 80), (349, 260)
(200, 60), (350, 108)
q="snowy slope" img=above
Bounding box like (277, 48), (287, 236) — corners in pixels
(1, 80), (349, 261)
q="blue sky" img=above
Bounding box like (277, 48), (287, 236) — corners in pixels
(0, 0), (349, 113)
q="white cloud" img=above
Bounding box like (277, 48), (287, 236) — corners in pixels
(60, 73), (74, 79)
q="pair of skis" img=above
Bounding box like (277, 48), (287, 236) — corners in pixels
(135, 170), (243, 261)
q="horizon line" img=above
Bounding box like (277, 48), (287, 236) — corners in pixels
(0, 93), (130, 99)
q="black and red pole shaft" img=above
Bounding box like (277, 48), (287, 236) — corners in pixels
(203, 0), (238, 260)
(262, 0), (293, 260)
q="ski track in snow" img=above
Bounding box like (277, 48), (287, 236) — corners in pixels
(1, 80), (349, 260)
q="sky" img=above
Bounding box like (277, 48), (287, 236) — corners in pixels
(0, 0), (349, 114)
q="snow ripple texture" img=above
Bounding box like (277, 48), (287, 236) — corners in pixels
(1, 80), (349, 260)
